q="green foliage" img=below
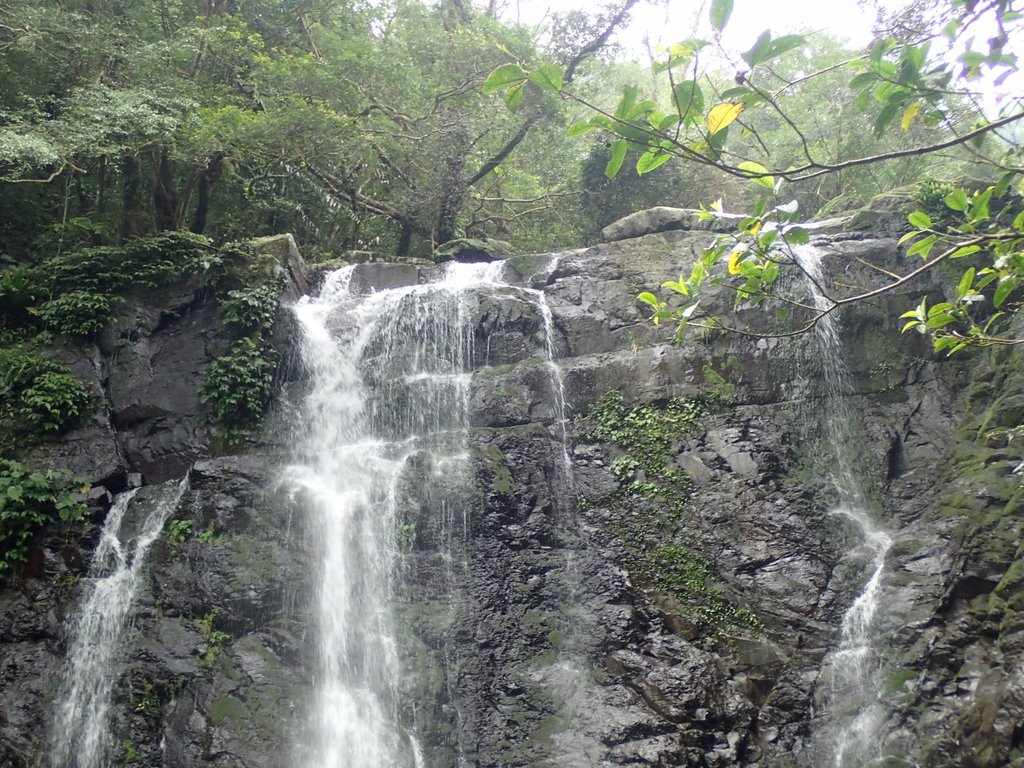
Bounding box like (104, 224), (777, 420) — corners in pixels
(120, 739), (142, 763)
(0, 459), (88, 578)
(913, 180), (961, 229)
(165, 518), (193, 545)
(397, 522), (417, 553)
(0, 339), (91, 451)
(196, 611), (232, 665)
(586, 389), (706, 482)
(199, 338), (276, 433)
(196, 523), (225, 545)
(29, 291), (120, 336)
(487, 0), (1023, 352)
(5, 232), (219, 336)
(37, 232), (217, 293)
(219, 285), (279, 333)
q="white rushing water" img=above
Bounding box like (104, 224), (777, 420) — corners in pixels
(287, 256), (600, 767)
(288, 260), (508, 768)
(794, 245), (894, 768)
(48, 479), (188, 768)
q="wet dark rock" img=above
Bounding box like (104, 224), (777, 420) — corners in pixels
(1, 216), (1021, 768)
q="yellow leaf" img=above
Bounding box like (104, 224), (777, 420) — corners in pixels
(901, 102), (921, 132)
(707, 102), (744, 134)
(727, 250), (744, 274)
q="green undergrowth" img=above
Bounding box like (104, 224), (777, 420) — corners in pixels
(0, 459), (88, 580)
(0, 331), (91, 456)
(200, 250), (282, 439)
(580, 389), (762, 637)
(2, 232), (221, 335)
(1, 232), (284, 439)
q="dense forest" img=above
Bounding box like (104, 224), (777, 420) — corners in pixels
(0, 0), (1007, 263)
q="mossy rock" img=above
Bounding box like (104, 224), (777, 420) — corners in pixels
(433, 238), (514, 264)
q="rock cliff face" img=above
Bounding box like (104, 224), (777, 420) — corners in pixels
(1, 221), (1021, 768)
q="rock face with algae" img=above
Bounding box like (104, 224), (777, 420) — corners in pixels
(1, 217), (1020, 768)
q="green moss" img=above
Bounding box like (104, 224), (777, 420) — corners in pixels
(582, 390), (760, 637)
(474, 444), (514, 495)
(507, 253), (547, 278)
(207, 695), (247, 724)
(885, 667), (918, 695)
(546, 629), (567, 649)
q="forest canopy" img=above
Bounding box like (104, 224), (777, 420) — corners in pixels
(0, 0), (1021, 350)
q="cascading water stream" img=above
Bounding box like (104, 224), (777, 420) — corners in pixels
(287, 259), (505, 768)
(288, 255), (607, 767)
(48, 479), (188, 768)
(794, 245), (894, 767)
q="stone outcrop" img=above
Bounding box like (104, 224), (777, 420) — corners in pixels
(1, 218), (1020, 768)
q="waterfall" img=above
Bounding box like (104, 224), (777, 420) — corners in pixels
(794, 245), (894, 767)
(287, 260), (505, 767)
(48, 479), (188, 768)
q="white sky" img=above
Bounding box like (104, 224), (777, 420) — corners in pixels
(500, 0), (1021, 118)
(503, 0), (881, 59)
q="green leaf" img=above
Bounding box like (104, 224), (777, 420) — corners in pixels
(614, 85), (639, 120)
(710, 0), (733, 32)
(994, 277), (1019, 308)
(907, 210), (933, 229)
(957, 268), (975, 298)
(741, 32), (805, 67)
(605, 140), (627, 179)
(874, 100), (902, 135)
(785, 227), (810, 245)
(849, 71), (876, 89)
(528, 63), (563, 92)
(637, 150), (672, 175)
(567, 120), (596, 137)
(637, 291), (661, 308)
(765, 34), (806, 61)
(672, 80), (705, 121)
(949, 245), (981, 259)
(944, 188), (969, 211)
(906, 233), (938, 259)
(482, 63), (527, 95)
(742, 31), (772, 67)
(737, 160), (774, 189)
(503, 82), (524, 111)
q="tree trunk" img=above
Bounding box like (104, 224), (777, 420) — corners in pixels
(397, 222), (413, 257)
(153, 148), (178, 231)
(190, 154), (223, 235)
(120, 154), (146, 241)
(435, 130), (468, 244)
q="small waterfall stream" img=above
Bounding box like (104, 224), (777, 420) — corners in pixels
(794, 245), (894, 767)
(48, 479), (188, 768)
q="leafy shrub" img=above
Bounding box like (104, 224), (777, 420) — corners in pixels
(20, 372), (91, 431)
(0, 341), (91, 450)
(219, 285), (279, 332)
(0, 459), (88, 578)
(0, 266), (40, 315)
(21, 232), (220, 336)
(37, 231), (217, 294)
(165, 518), (193, 544)
(29, 291), (121, 336)
(199, 337), (276, 431)
(913, 180), (961, 230)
